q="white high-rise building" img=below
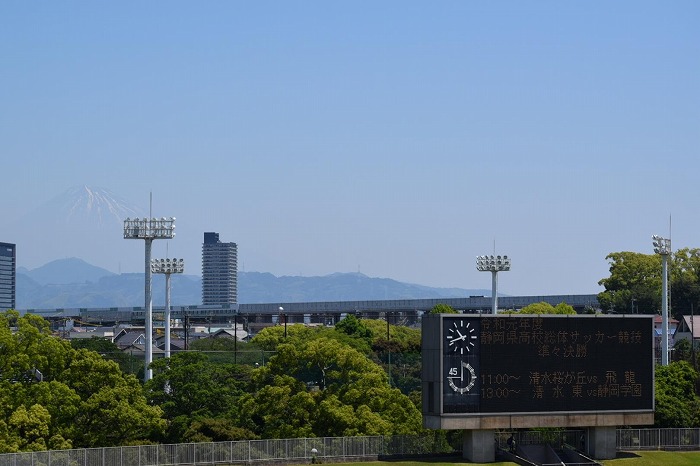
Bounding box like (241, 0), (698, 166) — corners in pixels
(202, 232), (237, 305)
(0, 242), (16, 311)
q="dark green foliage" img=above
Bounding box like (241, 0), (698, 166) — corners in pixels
(183, 418), (258, 442)
(238, 337), (422, 438)
(145, 352), (252, 442)
(654, 361), (700, 428)
(0, 309), (447, 449)
(387, 351), (422, 395)
(253, 322), (373, 354)
(335, 314), (373, 341)
(0, 311), (165, 452)
(517, 302), (576, 314)
(364, 319), (421, 353)
(674, 339), (694, 364)
(598, 251), (662, 314)
(430, 303), (457, 314)
(669, 248), (700, 320)
(146, 352), (224, 418)
(598, 248), (700, 320)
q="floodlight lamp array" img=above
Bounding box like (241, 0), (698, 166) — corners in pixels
(652, 235), (671, 255)
(151, 258), (185, 274)
(476, 254), (511, 272)
(124, 217), (176, 240)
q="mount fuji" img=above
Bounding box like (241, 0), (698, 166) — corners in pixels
(16, 186), (147, 273)
(30, 185), (144, 227)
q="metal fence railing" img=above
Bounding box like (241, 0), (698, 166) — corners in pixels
(0, 433), (455, 466)
(617, 428), (700, 450)
(1, 429), (699, 466)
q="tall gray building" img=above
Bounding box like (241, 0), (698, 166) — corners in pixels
(0, 242), (16, 311)
(202, 232), (238, 305)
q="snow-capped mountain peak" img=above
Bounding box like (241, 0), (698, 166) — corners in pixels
(38, 185), (143, 228)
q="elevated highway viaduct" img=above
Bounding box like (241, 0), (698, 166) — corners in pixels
(18, 294), (600, 332)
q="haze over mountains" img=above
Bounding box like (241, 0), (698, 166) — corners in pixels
(17, 258), (490, 309)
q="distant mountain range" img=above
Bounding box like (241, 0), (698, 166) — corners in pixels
(16, 258), (490, 309)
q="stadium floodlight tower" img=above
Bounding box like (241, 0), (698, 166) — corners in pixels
(653, 234), (671, 366)
(476, 255), (511, 314)
(124, 216), (176, 381)
(151, 258), (184, 359)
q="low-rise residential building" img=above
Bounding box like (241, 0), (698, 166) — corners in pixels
(674, 315), (700, 347)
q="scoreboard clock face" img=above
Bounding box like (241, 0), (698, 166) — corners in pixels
(446, 319), (478, 355)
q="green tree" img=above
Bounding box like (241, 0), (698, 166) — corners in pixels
(0, 311), (165, 451)
(70, 382), (165, 447)
(654, 361), (700, 427)
(251, 324), (320, 352)
(239, 375), (316, 438)
(146, 352), (250, 419)
(58, 348), (166, 448)
(597, 252), (662, 314)
(363, 319), (422, 397)
(252, 321), (373, 355)
(518, 302), (555, 314)
(363, 319), (421, 352)
(673, 338), (696, 366)
(267, 337), (384, 392)
(145, 352), (251, 443)
(430, 304), (458, 314)
(183, 418), (258, 443)
(0, 311), (71, 383)
(518, 302), (576, 315)
(6, 404), (51, 452)
(553, 302), (577, 314)
(21, 381), (80, 445)
(670, 248), (700, 320)
(335, 314), (373, 344)
(240, 336), (422, 438)
(59, 349), (133, 400)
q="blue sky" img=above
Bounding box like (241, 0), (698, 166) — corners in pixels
(2, 2), (699, 296)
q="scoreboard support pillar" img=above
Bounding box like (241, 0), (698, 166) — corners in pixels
(588, 426), (616, 460)
(462, 429), (495, 463)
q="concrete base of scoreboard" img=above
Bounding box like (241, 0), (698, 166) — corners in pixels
(462, 429), (495, 463)
(586, 426), (617, 459)
(424, 412), (653, 430)
(432, 413), (654, 462)
(459, 425), (625, 462)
